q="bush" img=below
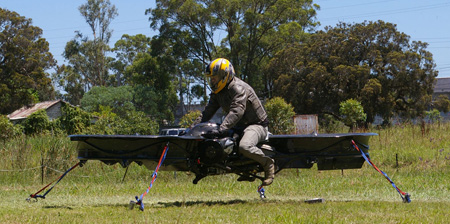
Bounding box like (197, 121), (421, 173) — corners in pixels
(426, 109), (441, 124)
(265, 97), (295, 134)
(319, 114), (346, 133)
(0, 115), (22, 140)
(58, 104), (92, 135)
(179, 110), (201, 128)
(121, 110), (159, 135)
(339, 99), (367, 132)
(22, 109), (51, 135)
(86, 106), (158, 135)
(85, 106), (118, 135)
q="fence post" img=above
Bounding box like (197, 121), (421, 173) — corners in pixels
(41, 156), (44, 185)
(396, 153), (399, 168)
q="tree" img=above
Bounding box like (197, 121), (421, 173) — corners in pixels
(270, 21), (437, 125)
(146, 0), (318, 100)
(54, 0), (118, 105)
(360, 78), (382, 126)
(78, 0), (118, 86)
(0, 8), (56, 114)
(79, 0), (117, 43)
(53, 65), (85, 106)
(77, 33), (179, 125)
(127, 52), (178, 125)
(111, 34), (152, 86)
(264, 97), (295, 134)
(80, 85), (135, 117)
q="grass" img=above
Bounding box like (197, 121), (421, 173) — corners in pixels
(1, 122), (450, 223)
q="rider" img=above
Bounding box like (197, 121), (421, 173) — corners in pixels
(193, 58), (275, 186)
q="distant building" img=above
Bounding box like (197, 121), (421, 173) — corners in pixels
(433, 77), (450, 120)
(432, 77), (450, 99)
(7, 100), (66, 124)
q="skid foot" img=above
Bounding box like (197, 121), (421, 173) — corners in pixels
(129, 196), (144, 211)
(257, 185), (266, 199)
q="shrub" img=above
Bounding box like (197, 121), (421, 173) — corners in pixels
(0, 115), (22, 140)
(339, 99), (367, 132)
(86, 106), (158, 135)
(179, 110), (201, 128)
(265, 97), (295, 134)
(85, 106), (118, 135)
(121, 110), (159, 135)
(58, 104), (92, 135)
(22, 109), (51, 135)
(426, 109), (441, 124)
(319, 114), (346, 133)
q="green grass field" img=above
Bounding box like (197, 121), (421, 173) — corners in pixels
(1, 123), (449, 223)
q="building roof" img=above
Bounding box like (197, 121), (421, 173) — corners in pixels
(434, 77), (450, 94)
(7, 100), (62, 121)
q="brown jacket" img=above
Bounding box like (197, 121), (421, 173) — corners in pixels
(196, 77), (268, 131)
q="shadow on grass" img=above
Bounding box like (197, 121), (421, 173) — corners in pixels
(155, 199), (248, 208)
(43, 203), (129, 210)
(153, 198), (334, 208)
(43, 200), (249, 210)
(41, 198), (333, 210)
(43, 205), (74, 210)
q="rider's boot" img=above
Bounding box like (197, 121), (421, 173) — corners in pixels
(262, 158), (275, 186)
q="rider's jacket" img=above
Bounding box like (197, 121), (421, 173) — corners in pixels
(195, 77), (268, 131)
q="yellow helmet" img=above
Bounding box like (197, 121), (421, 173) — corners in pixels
(205, 58), (235, 94)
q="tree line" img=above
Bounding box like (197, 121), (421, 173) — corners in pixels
(1, 0), (447, 131)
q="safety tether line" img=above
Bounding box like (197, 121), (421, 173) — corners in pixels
(351, 140), (411, 203)
(131, 142), (170, 211)
(27, 162), (80, 201)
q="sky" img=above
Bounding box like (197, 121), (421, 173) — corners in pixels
(2, 0), (450, 78)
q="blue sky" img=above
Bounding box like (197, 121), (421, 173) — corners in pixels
(2, 0), (450, 77)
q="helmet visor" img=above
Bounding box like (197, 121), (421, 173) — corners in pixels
(206, 74), (220, 92)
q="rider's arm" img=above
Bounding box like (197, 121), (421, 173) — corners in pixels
(192, 93), (220, 126)
(220, 83), (247, 131)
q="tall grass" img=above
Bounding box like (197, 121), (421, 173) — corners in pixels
(371, 122), (450, 169)
(1, 123), (450, 223)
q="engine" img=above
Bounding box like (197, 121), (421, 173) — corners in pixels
(198, 138), (234, 164)
(184, 122), (269, 184)
(185, 123), (235, 164)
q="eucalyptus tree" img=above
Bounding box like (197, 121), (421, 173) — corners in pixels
(146, 0), (318, 100)
(125, 42), (179, 125)
(110, 34), (179, 125)
(111, 34), (152, 86)
(54, 0), (118, 105)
